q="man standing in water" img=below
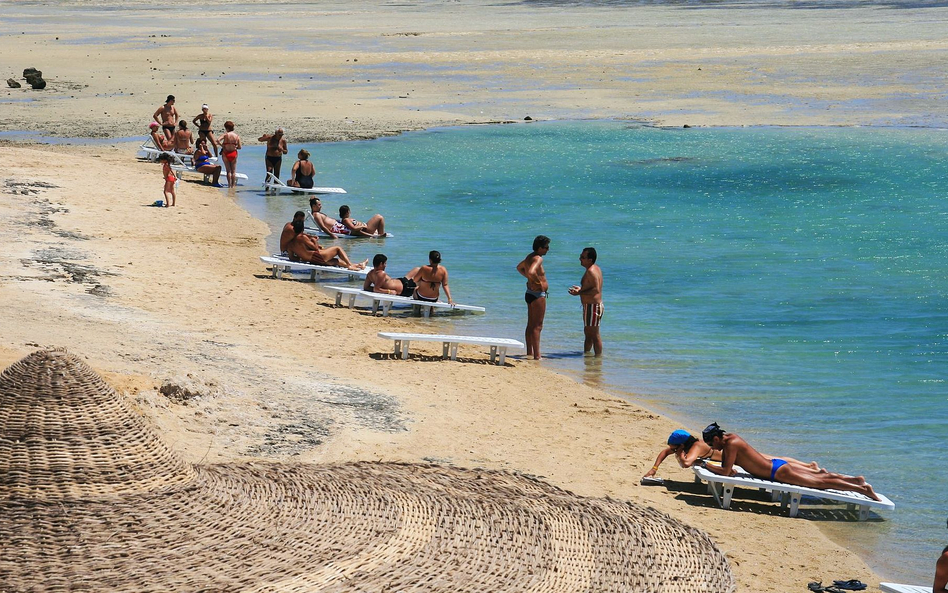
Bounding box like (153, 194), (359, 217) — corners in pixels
(568, 246), (603, 356)
(935, 516), (948, 592)
(517, 235), (550, 360)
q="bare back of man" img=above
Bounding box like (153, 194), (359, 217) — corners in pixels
(709, 432), (879, 500)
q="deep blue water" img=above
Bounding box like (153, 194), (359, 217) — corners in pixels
(233, 121), (947, 583)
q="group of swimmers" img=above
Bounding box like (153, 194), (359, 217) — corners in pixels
(644, 423), (881, 501)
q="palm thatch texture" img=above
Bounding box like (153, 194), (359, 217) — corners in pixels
(0, 349), (735, 592)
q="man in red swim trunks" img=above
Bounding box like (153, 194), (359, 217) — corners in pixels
(218, 120), (242, 188)
(568, 246), (603, 356)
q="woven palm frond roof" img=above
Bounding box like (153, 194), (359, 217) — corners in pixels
(0, 349), (735, 592)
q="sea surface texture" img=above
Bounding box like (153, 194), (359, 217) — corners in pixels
(240, 121), (947, 584)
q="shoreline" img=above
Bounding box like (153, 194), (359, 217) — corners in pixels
(3, 0), (943, 586)
(0, 139), (889, 590)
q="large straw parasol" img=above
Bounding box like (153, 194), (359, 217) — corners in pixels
(0, 349), (735, 592)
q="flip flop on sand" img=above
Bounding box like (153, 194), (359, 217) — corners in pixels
(832, 580), (867, 591)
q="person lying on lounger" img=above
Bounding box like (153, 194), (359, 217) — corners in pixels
(643, 429), (822, 480)
(310, 197), (386, 239)
(285, 220), (366, 270)
(280, 211), (307, 254)
(700, 422), (880, 501)
(363, 254), (421, 297)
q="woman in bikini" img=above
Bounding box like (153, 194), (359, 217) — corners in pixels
(287, 149), (315, 189)
(218, 120), (242, 188)
(157, 152), (176, 207)
(192, 104), (219, 157)
(413, 250), (453, 305)
(338, 205), (386, 237)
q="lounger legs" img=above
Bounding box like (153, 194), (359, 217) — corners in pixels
(392, 339), (410, 360)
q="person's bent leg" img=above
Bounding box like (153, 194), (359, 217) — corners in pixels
(367, 214), (385, 235)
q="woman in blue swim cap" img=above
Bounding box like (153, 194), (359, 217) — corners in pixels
(642, 430), (722, 480)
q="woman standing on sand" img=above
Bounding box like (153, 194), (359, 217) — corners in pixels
(158, 152), (176, 207)
(218, 120), (242, 188)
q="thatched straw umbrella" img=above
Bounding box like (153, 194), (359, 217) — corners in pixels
(0, 349), (735, 592)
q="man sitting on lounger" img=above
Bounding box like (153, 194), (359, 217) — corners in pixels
(310, 197), (385, 239)
(363, 254), (420, 297)
(280, 211), (307, 254)
(700, 422), (880, 501)
(285, 220), (366, 270)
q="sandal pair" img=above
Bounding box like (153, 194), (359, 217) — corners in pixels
(808, 580), (867, 592)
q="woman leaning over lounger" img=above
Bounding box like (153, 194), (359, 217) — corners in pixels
(643, 429), (824, 480)
(413, 250), (453, 305)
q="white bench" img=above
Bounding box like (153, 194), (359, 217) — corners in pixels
(325, 285), (485, 318)
(880, 584), (933, 593)
(260, 256), (370, 281)
(378, 332), (524, 365)
(692, 464), (895, 520)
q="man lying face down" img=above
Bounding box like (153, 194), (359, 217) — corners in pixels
(700, 423), (880, 501)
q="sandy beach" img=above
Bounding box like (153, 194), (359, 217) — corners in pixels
(3, 0), (945, 589)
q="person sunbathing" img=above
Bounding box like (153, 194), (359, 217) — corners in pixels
(192, 141), (223, 187)
(338, 204), (385, 237)
(700, 423), (880, 500)
(280, 211), (307, 254)
(643, 429), (823, 480)
(363, 254), (420, 297)
(148, 122), (172, 151)
(310, 197), (385, 238)
(173, 120), (194, 154)
(285, 220), (366, 270)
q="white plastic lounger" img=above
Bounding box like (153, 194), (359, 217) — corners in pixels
(378, 332), (523, 365)
(263, 172), (346, 195)
(170, 152), (247, 184)
(260, 256), (369, 281)
(325, 285), (485, 317)
(880, 584), (933, 593)
(692, 464), (895, 520)
(305, 213), (392, 238)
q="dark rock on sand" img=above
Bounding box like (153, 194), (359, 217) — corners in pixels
(7, 78), (20, 88)
(23, 67), (41, 78)
(26, 74), (46, 90)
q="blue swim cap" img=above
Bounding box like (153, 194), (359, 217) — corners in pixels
(667, 430), (691, 446)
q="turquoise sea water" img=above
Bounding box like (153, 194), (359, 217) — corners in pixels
(235, 121), (947, 583)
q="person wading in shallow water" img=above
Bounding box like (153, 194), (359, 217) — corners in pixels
(517, 235), (549, 360)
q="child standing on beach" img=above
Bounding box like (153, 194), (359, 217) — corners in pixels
(158, 153), (176, 207)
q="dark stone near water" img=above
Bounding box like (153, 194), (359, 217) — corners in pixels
(7, 78), (20, 88)
(25, 73), (46, 89)
(23, 67), (41, 78)
(683, 124), (692, 128)
(524, 115), (533, 121)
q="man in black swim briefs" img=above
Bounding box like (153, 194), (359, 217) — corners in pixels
(363, 254), (420, 297)
(258, 128), (288, 180)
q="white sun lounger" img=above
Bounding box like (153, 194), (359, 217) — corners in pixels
(260, 256), (370, 281)
(692, 464), (895, 520)
(263, 172), (346, 195)
(325, 285), (485, 317)
(879, 584), (933, 593)
(378, 332), (523, 365)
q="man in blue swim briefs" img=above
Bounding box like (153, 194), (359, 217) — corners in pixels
(700, 423), (881, 501)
